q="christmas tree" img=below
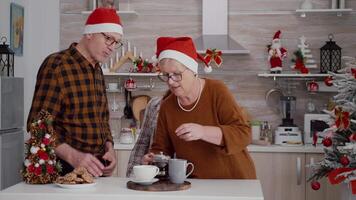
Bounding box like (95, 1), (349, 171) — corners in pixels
(308, 70), (356, 194)
(22, 110), (61, 184)
(297, 36), (317, 69)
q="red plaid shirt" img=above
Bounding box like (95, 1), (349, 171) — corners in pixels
(27, 43), (112, 154)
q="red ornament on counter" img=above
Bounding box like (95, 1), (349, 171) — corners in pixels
(311, 181), (321, 190)
(322, 137), (332, 147)
(324, 76), (333, 87)
(340, 156), (350, 166)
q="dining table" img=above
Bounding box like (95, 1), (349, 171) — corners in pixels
(0, 177), (264, 200)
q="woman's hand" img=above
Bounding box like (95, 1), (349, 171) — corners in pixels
(142, 152), (154, 164)
(175, 123), (204, 141)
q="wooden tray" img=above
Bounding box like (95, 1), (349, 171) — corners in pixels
(127, 180), (191, 191)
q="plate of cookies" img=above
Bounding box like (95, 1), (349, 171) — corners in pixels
(55, 167), (96, 189)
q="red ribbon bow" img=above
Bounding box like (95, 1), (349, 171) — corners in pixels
(328, 167), (356, 194)
(335, 107), (350, 130)
(204, 49), (223, 67)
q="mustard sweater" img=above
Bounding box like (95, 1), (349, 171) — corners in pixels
(151, 79), (256, 179)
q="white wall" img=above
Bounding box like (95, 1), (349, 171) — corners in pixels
(0, 0), (60, 130)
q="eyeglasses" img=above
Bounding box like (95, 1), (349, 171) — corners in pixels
(101, 33), (123, 49)
(158, 69), (187, 82)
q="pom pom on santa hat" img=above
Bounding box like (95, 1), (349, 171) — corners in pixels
(154, 37), (212, 73)
(83, 8), (123, 35)
(273, 30), (281, 41)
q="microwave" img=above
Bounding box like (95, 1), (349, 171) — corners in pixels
(304, 114), (331, 144)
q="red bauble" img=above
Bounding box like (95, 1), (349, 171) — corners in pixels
(322, 138), (332, 147)
(350, 133), (356, 141)
(311, 181), (321, 190)
(324, 76), (333, 87)
(340, 156), (350, 166)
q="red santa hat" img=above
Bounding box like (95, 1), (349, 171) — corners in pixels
(155, 37), (212, 73)
(83, 8), (123, 35)
(273, 30), (281, 41)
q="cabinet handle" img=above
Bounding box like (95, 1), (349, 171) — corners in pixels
(297, 157), (302, 185)
(310, 157), (314, 165)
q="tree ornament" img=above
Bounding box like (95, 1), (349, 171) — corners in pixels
(349, 133), (356, 141)
(324, 76), (333, 86)
(322, 137), (332, 147)
(311, 181), (321, 190)
(340, 156), (350, 166)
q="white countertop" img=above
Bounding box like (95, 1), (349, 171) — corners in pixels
(114, 139), (324, 153)
(0, 177), (264, 200)
(247, 144), (324, 153)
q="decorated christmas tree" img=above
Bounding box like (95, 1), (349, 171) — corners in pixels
(22, 110), (61, 184)
(308, 70), (356, 194)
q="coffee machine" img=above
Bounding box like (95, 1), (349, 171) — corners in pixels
(152, 152), (170, 180)
(275, 96), (303, 145)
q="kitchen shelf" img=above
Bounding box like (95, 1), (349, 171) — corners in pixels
(295, 8), (353, 17)
(81, 10), (138, 17)
(104, 72), (158, 77)
(258, 73), (332, 78)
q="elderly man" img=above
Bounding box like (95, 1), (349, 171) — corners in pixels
(27, 8), (123, 177)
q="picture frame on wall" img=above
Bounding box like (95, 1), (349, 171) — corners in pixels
(10, 3), (24, 56)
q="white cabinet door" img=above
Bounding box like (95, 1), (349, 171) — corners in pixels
(250, 152), (306, 200)
(305, 153), (342, 200)
(116, 150), (132, 177)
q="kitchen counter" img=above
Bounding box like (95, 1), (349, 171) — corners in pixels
(0, 177), (264, 200)
(114, 139), (324, 153)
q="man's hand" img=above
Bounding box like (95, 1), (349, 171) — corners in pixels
(55, 143), (104, 177)
(102, 142), (117, 176)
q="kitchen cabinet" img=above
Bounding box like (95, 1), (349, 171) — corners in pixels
(115, 149), (132, 177)
(305, 153), (342, 200)
(250, 152), (343, 200)
(250, 152), (306, 200)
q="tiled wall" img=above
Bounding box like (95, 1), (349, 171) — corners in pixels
(60, 0), (356, 137)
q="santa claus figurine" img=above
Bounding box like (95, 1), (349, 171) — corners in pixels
(268, 30), (287, 73)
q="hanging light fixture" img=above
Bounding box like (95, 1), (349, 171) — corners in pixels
(320, 34), (342, 73)
(0, 36), (15, 76)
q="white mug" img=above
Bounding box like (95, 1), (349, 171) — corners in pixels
(168, 159), (194, 184)
(132, 165), (159, 181)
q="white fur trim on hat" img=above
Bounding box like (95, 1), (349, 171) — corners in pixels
(158, 50), (198, 73)
(83, 23), (123, 35)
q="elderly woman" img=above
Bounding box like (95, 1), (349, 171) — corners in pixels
(142, 37), (256, 179)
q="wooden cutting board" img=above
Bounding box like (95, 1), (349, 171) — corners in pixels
(126, 180), (191, 191)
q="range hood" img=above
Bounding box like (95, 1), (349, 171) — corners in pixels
(194, 0), (249, 54)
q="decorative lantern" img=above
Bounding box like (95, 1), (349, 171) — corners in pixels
(320, 34), (341, 73)
(0, 37), (15, 76)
